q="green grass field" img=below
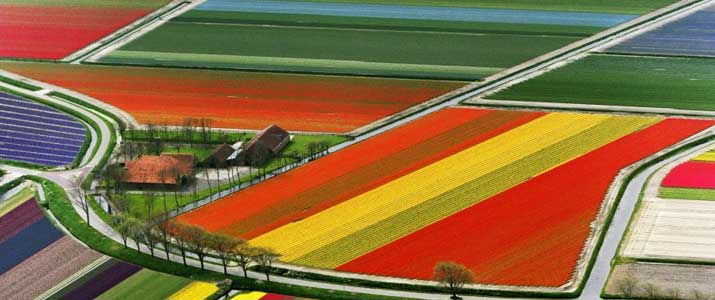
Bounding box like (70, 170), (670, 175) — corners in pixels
(100, 22), (578, 80)
(98, 269), (192, 300)
(279, 0), (673, 14)
(488, 54), (715, 111)
(659, 187), (715, 201)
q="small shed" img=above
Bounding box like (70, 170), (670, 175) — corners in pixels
(202, 144), (236, 168)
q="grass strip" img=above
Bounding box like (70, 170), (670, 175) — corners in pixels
(31, 175), (412, 300)
(658, 187), (715, 201)
(0, 75), (42, 91)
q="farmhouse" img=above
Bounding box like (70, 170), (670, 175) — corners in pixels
(239, 124), (292, 166)
(122, 153), (195, 186)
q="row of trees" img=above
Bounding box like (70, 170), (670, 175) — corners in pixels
(617, 273), (712, 300)
(110, 213), (280, 280)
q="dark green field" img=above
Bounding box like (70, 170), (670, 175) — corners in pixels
(100, 22), (578, 80)
(488, 55), (715, 111)
(277, 0), (674, 14)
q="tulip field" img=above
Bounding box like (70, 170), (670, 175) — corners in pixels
(659, 150), (715, 201)
(0, 62), (464, 133)
(0, 0), (169, 60)
(5, 0), (715, 297)
(94, 0), (650, 80)
(487, 3), (715, 112)
(0, 190), (102, 300)
(177, 107), (713, 286)
(0, 91), (86, 166)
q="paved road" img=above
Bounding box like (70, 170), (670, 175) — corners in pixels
(0, 0), (711, 299)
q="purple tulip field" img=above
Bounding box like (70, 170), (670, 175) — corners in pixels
(0, 92), (86, 166)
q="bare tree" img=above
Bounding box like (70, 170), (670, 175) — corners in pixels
(151, 213), (172, 259)
(204, 169), (212, 194)
(168, 165), (183, 206)
(252, 247), (280, 281)
(182, 118), (195, 148)
(140, 221), (159, 257)
(77, 185), (91, 226)
(208, 233), (246, 274)
(158, 167), (169, 212)
(616, 272), (639, 300)
(693, 290), (710, 300)
(433, 262), (474, 300)
(111, 213), (131, 248)
(146, 123), (156, 140)
(166, 221), (190, 266)
(144, 192), (156, 218)
(643, 283), (660, 299)
(665, 288), (681, 300)
(125, 217), (145, 251)
(183, 225), (211, 270)
(232, 244), (256, 278)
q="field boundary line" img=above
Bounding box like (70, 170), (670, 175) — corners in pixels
(33, 256), (112, 300)
(64, 0), (205, 64)
(470, 99), (715, 119)
(470, 0), (713, 105)
(347, 0), (706, 137)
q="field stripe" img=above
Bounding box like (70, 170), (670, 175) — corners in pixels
(168, 282), (218, 300)
(335, 118), (713, 286)
(693, 151), (715, 162)
(250, 113), (611, 260)
(105, 50), (503, 79)
(292, 115), (659, 267)
(231, 291), (267, 300)
(659, 187), (715, 201)
(177, 109), (539, 238)
(232, 110), (542, 239)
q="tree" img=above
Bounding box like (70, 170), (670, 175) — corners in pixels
(208, 233), (246, 274)
(252, 247), (280, 281)
(169, 165), (183, 208)
(111, 213), (131, 248)
(693, 290), (710, 300)
(166, 221), (190, 266)
(125, 217), (145, 251)
(183, 225), (211, 270)
(151, 213), (172, 259)
(616, 272), (639, 300)
(158, 167), (169, 212)
(144, 192), (156, 217)
(433, 262), (474, 300)
(182, 118), (195, 148)
(642, 283), (660, 299)
(140, 221), (160, 257)
(77, 184), (91, 226)
(665, 288), (681, 300)
(232, 244), (256, 278)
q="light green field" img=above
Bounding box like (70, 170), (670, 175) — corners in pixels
(98, 269), (192, 300)
(488, 54), (715, 111)
(283, 0), (674, 14)
(659, 187), (715, 201)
